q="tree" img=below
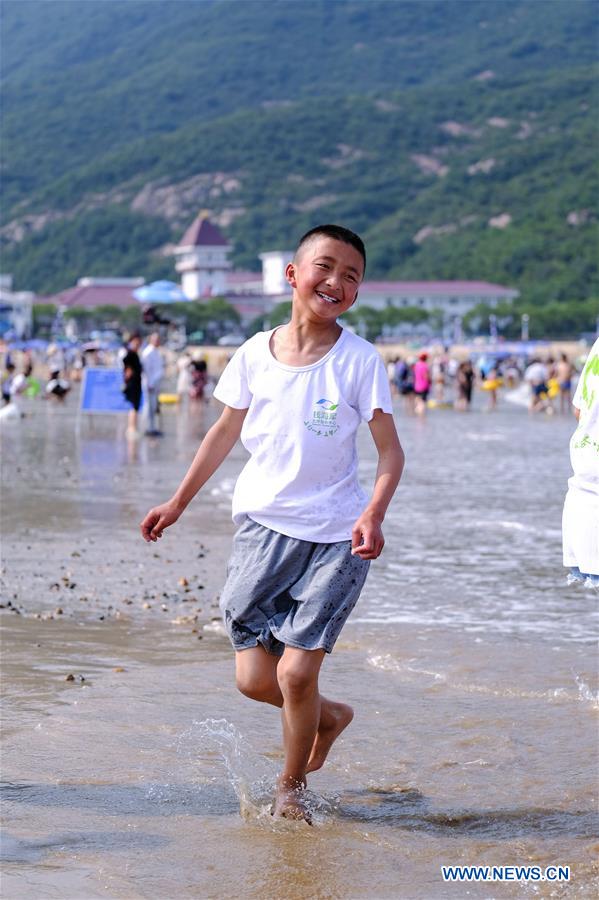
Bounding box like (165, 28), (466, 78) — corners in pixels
(268, 301), (292, 328)
(343, 306), (383, 342)
(151, 297), (241, 340)
(32, 304), (57, 337)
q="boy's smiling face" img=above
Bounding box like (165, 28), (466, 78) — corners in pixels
(285, 236), (364, 321)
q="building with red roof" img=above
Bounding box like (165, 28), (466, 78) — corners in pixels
(48, 277), (145, 310)
(174, 211), (232, 300)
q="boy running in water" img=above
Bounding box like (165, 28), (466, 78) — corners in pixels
(140, 225), (405, 821)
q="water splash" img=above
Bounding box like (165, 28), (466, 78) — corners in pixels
(177, 718), (275, 820)
(567, 572), (599, 591)
(367, 653), (402, 673)
(179, 718), (333, 825)
(573, 674), (599, 709)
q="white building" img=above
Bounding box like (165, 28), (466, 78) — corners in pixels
(258, 250), (293, 296)
(356, 280), (519, 315)
(174, 212), (232, 300)
(0, 274), (34, 339)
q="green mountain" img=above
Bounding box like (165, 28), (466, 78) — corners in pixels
(1, 0), (597, 334)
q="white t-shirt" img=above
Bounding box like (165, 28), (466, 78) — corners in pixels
(141, 345), (164, 389)
(562, 337), (599, 575)
(213, 326), (393, 542)
(524, 362), (547, 384)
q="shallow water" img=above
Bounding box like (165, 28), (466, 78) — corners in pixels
(1, 394), (598, 898)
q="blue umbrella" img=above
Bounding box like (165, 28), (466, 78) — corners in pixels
(133, 281), (189, 304)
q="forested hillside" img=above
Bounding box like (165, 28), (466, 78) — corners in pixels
(1, 0), (597, 334)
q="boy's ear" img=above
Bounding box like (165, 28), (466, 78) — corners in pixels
(285, 262), (297, 288)
(350, 290), (359, 307)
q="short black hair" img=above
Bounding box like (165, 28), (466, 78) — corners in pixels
(296, 224), (366, 273)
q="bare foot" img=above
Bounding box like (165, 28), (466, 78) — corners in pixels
(306, 702), (353, 773)
(272, 776), (312, 824)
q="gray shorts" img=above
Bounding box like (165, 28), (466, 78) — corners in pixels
(220, 517), (370, 656)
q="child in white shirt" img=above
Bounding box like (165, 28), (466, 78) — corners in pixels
(141, 224), (405, 821)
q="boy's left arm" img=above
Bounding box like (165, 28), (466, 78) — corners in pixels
(351, 409), (405, 560)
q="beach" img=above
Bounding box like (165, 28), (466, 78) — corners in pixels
(1, 393), (598, 899)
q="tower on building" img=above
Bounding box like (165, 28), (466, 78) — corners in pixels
(174, 212), (232, 300)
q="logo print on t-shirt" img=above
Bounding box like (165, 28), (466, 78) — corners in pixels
(305, 398), (340, 436)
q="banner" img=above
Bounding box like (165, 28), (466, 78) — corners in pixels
(80, 367), (143, 413)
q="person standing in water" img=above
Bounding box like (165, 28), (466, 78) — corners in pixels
(141, 331), (164, 436)
(176, 351), (192, 402)
(140, 224), (405, 822)
(396, 356), (415, 414)
(455, 360), (474, 411)
(562, 337), (599, 587)
(556, 353), (575, 415)
(413, 352), (431, 416)
(122, 333), (143, 436)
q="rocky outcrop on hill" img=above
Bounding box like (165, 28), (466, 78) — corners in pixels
(1, 172), (244, 248)
(411, 155), (449, 178)
(131, 173), (242, 229)
(468, 158), (496, 175)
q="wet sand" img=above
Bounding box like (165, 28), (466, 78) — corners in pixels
(1, 393), (598, 899)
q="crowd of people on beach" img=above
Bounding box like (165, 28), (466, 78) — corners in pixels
(0, 331), (219, 431)
(1, 341), (81, 414)
(0, 329), (585, 429)
(118, 332), (214, 436)
(385, 349), (577, 415)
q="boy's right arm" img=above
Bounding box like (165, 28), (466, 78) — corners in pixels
(140, 405), (247, 542)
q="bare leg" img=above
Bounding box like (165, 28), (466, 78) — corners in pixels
(272, 647), (324, 821)
(235, 647), (353, 772)
(235, 647), (354, 817)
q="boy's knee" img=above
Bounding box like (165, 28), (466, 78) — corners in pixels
(236, 671), (273, 702)
(277, 664), (317, 700)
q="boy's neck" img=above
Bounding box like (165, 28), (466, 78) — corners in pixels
(270, 317), (342, 366)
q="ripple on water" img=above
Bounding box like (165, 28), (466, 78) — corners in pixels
(366, 654), (599, 709)
(464, 432), (506, 442)
(353, 408), (596, 645)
